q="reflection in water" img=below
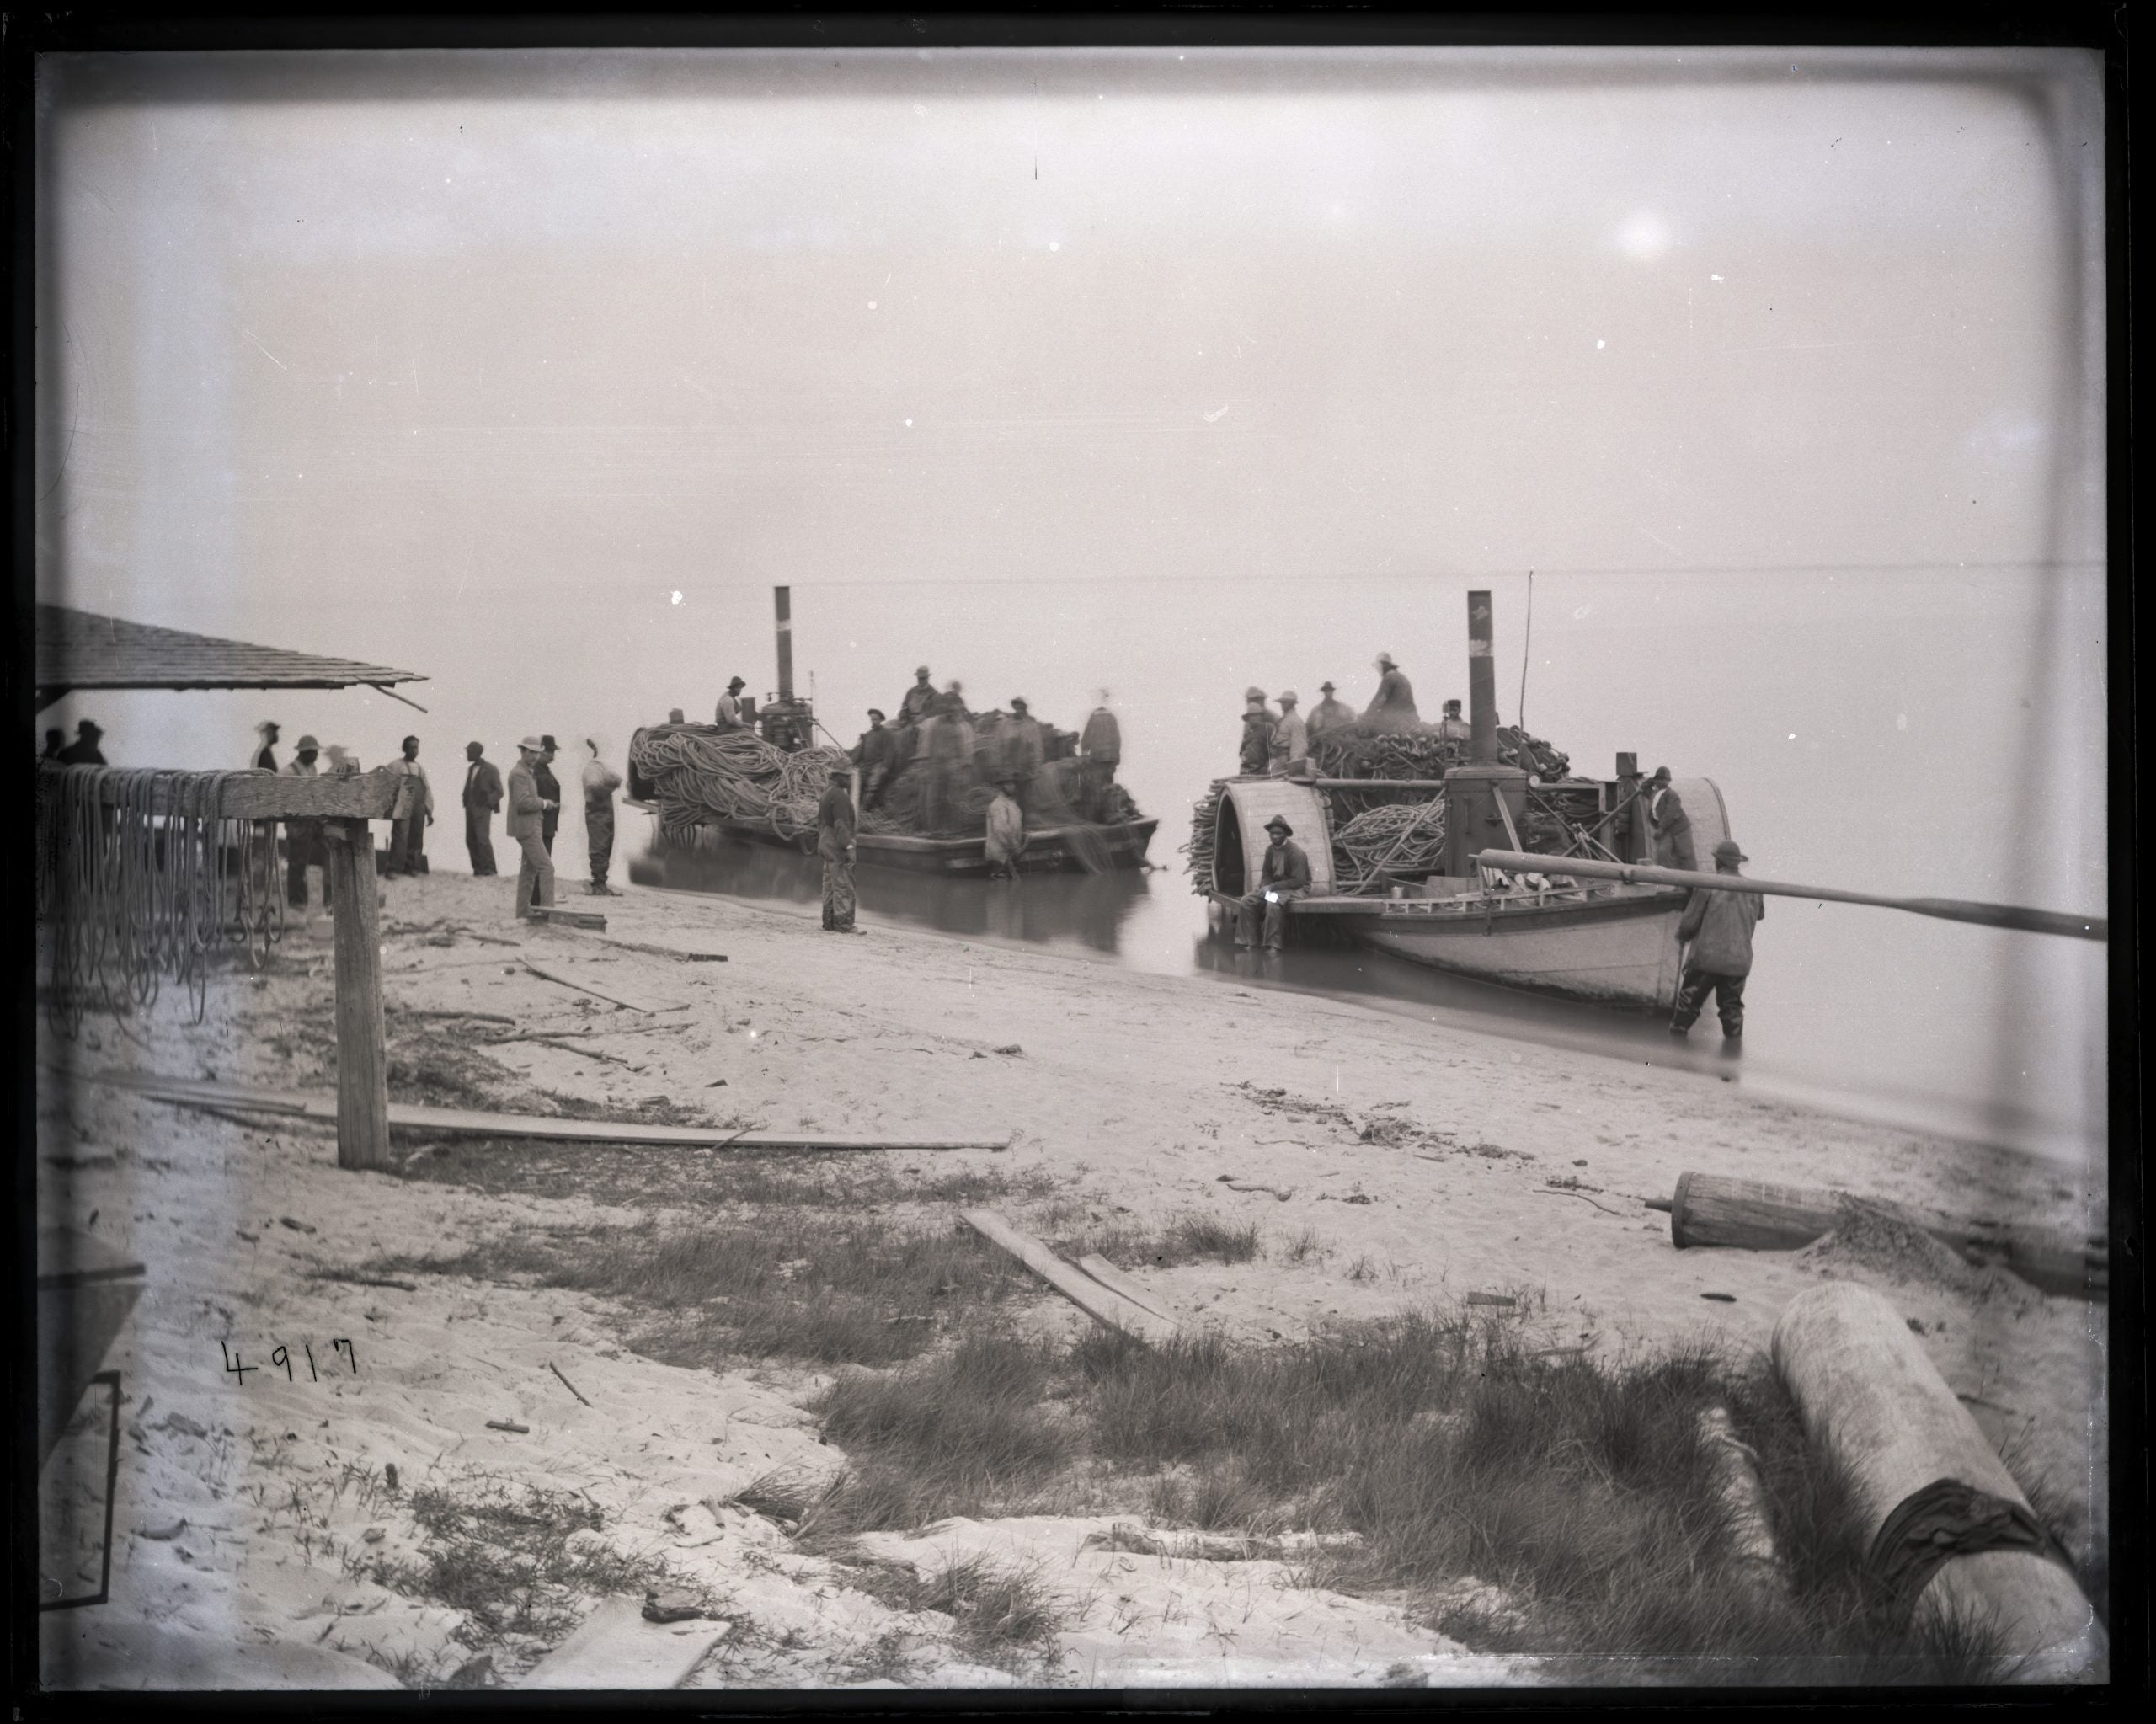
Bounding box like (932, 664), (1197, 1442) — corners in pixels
(630, 833), (1154, 957)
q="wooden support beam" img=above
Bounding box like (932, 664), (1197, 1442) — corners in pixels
(325, 819), (391, 1171)
(40, 761), (401, 821)
(961, 1209), (1181, 1344)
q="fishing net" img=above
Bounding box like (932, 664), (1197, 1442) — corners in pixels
(36, 765), (287, 1036)
(1311, 720), (1570, 782)
(1330, 797), (1449, 894)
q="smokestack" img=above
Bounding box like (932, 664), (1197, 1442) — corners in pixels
(1467, 589), (1498, 763)
(774, 585), (794, 703)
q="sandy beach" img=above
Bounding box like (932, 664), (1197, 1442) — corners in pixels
(35, 868), (2107, 1690)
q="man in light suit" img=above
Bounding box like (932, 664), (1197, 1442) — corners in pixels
(506, 735), (558, 918)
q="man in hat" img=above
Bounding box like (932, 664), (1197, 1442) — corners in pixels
(916, 690), (976, 835)
(1001, 697), (1045, 810)
(383, 734), (435, 878)
(714, 677), (750, 731)
(56, 719), (106, 766)
(282, 734), (330, 910)
(816, 759), (860, 931)
(1268, 690), (1310, 777)
(1362, 654), (1419, 733)
(1305, 681), (1353, 748)
(1078, 690), (1122, 820)
(249, 720), (281, 773)
(851, 709), (895, 811)
(1671, 840), (1764, 1043)
(462, 741), (504, 876)
(1239, 689), (1275, 775)
(898, 665), (937, 728)
(1237, 814), (1312, 952)
(984, 777), (1026, 879)
(535, 737), (563, 865)
(1646, 766), (1696, 873)
(506, 736), (558, 918)
(582, 736), (624, 895)
(1437, 698), (1471, 744)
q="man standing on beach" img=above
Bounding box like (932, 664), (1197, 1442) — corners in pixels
(1239, 690), (1275, 774)
(1269, 690), (1310, 777)
(462, 741), (504, 876)
(507, 735), (558, 919)
(1647, 767), (1696, 873)
(1362, 654), (1419, 732)
(1670, 840), (1764, 1043)
(283, 735), (329, 910)
(1237, 814), (1311, 952)
(851, 710), (895, 811)
(817, 760), (859, 932)
(1305, 681), (1353, 747)
(383, 734), (434, 877)
(582, 737), (623, 895)
(536, 737), (563, 865)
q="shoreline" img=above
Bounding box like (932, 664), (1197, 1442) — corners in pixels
(35, 870), (2107, 1689)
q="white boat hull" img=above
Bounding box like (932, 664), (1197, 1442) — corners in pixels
(1348, 888), (1689, 1011)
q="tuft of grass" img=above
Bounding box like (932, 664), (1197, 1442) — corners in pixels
(833, 1553), (1065, 1673)
(370, 1212), (1030, 1369)
(1049, 1209), (1262, 1271)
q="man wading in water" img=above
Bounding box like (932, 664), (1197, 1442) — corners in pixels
(1670, 839), (1763, 1048)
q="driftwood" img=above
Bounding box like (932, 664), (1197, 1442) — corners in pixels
(518, 1596), (728, 1690)
(1075, 1253), (1177, 1323)
(1667, 1172), (2105, 1300)
(961, 1209), (1181, 1344)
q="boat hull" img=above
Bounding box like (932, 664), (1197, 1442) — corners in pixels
(1214, 883), (1691, 1011)
(652, 811), (1160, 878)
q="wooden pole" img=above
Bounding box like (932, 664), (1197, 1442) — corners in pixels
(1773, 1284), (2105, 1680)
(325, 817), (391, 1171)
(1470, 849), (2106, 942)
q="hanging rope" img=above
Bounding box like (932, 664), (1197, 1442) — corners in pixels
(37, 765), (286, 1035)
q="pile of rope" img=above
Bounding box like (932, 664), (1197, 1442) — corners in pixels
(1311, 721), (1571, 782)
(630, 724), (905, 843)
(36, 765), (286, 1035)
(1331, 796), (1449, 894)
(1182, 781), (1227, 894)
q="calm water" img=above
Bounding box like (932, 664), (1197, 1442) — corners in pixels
(52, 568), (2107, 1168)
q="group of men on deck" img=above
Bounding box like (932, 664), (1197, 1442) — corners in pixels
(1237, 653), (1470, 777)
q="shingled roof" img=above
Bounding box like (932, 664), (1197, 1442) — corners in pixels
(36, 606), (427, 705)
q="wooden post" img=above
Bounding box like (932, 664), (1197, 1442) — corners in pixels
(325, 816), (391, 1171)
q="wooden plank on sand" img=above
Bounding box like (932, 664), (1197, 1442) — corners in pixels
(522, 958), (686, 1015)
(519, 1597), (728, 1690)
(78, 1069), (1005, 1152)
(962, 1209), (1180, 1344)
(1075, 1252), (1177, 1323)
(530, 905), (608, 931)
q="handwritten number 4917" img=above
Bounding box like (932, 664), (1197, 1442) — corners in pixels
(222, 1339), (357, 1382)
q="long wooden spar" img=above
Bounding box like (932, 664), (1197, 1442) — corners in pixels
(44, 763), (403, 1169)
(1470, 848), (2106, 942)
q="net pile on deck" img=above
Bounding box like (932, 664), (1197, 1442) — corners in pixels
(629, 724), (902, 843)
(1312, 721), (1569, 783)
(35, 764), (286, 1033)
(1328, 796), (1449, 894)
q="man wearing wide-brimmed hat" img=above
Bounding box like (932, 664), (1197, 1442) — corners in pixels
(715, 676), (750, 731)
(1236, 814), (1312, 952)
(1671, 839), (1764, 1044)
(280, 734), (331, 910)
(1305, 681), (1353, 747)
(506, 735), (558, 919)
(56, 718), (106, 766)
(1361, 652), (1419, 734)
(898, 665), (937, 728)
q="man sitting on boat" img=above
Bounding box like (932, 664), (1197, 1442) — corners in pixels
(1237, 814), (1312, 953)
(985, 777), (1026, 879)
(714, 677), (750, 730)
(1647, 766), (1697, 873)
(1363, 652), (1420, 733)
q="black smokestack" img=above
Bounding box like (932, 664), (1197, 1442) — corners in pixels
(775, 585), (794, 703)
(1468, 588), (1497, 763)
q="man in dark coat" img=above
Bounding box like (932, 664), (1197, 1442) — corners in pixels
(898, 666), (937, 728)
(1237, 814), (1312, 952)
(1238, 690), (1275, 775)
(1671, 840), (1764, 1042)
(851, 710), (896, 811)
(816, 761), (859, 932)
(535, 737), (563, 862)
(56, 720), (107, 766)
(462, 740), (505, 876)
(1647, 766), (1696, 873)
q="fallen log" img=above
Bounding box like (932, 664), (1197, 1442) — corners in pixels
(79, 1069), (1006, 1152)
(1773, 1284), (2105, 1681)
(1667, 1172), (2104, 1301)
(961, 1209), (1181, 1344)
